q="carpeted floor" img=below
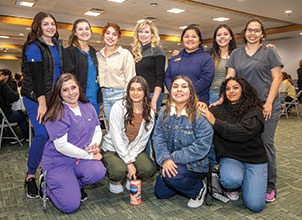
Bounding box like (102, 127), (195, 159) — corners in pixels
(0, 112), (301, 220)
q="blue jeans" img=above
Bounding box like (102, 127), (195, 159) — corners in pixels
(219, 157), (267, 213)
(102, 88), (125, 122)
(145, 92), (164, 157)
(7, 110), (29, 138)
(209, 90), (219, 105)
(154, 164), (206, 199)
(23, 97), (48, 175)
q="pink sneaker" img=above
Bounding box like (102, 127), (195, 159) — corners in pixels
(266, 190), (276, 202)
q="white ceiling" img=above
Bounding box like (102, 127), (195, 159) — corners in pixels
(0, 0), (301, 57)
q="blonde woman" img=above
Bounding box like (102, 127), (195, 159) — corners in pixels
(132, 20), (165, 114)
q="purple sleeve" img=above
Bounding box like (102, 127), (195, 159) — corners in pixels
(45, 113), (70, 141)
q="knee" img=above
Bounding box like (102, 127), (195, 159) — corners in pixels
(138, 165), (156, 179)
(60, 200), (81, 214)
(107, 166), (127, 182)
(220, 173), (242, 189)
(244, 200), (265, 213)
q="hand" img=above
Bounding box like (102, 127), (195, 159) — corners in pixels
(85, 143), (99, 154)
(209, 97), (223, 108)
(162, 159), (178, 178)
(127, 163), (137, 180)
(262, 102), (272, 120)
(92, 152), (103, 160)
(37, 96), (47, 124)
(151, 98), (157, 113)
(201, 108), (216, 125)
(172, 50), (180, 57)
(196, 101), (207, 112)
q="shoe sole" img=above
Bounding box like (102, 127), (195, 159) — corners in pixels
(81, 197), (88, 202)
(266, 198), (275, 203)
(187, 183), (207, 208)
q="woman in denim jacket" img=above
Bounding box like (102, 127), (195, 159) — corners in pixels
(153, 75), (213, 208)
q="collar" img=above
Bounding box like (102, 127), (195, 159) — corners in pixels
(170, 102), (188, 116)
(100, 45), (122, 57)
(142, 42), (151, 50)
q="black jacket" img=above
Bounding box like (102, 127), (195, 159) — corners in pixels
(63, 45), (98, 93)
(21, 37), (63, 102)
(0, 82), (19, 117)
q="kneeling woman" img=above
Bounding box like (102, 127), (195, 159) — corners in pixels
(102, 76), (156, 194)
(41, 73), (106, 213)
(202, 77), (267, 212)
(153, 76), (213, 208)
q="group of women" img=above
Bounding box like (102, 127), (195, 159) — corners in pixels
(21, 10), (283, 214)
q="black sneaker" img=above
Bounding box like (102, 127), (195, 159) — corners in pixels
(81, 188), (88, 201)
(24, 177), (39, 198)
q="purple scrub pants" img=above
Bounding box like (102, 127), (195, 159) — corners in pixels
(44, 159), (106, 213)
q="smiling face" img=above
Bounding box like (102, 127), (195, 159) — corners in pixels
(171, 78), (191, 105)
(129, 82), (145, 104)
(138, 24), (153, 46)
(245, 21), (263, 45)
(182, 29), (200, 53)
(60, 79), (80, 108)
(215, 27), (232, 48)
(75, 21), (92, 42)
(103, 26), (119, 47)
(225, 80), (242, 104)
(41, 17), (56, 39)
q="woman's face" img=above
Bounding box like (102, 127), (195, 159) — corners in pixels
(225, 80), (242, 104)
(41, 17), (56, 39)
(75, 22), (92, 42)
(129, 82), (145, 104)
(245, 21), (263, 45)
(103, 26), (119, 47)
(171, 78), (190, 105)
(61, 79), (80, 108)
(215, 27), (232, 48)
(182, 29), (200, 53)
(138, 24), (153, 45)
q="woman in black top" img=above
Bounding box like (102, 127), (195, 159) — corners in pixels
(202, 77), (267, 213)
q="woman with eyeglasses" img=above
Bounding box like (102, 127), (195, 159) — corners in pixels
(222, 18), (283, 203)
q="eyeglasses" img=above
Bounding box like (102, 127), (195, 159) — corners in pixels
(246, 28), (262, 34)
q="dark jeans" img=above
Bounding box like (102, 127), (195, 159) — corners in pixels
(7, 110), (29, 138)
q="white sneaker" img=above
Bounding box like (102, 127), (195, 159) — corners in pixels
(125, 179), (130, 191)
(109, 181), (123, 194)
(187, 180), (207, 208)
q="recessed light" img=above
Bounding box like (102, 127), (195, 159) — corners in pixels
(84, 11), (101, 17)
(19, 33), (25, 36)
(0, 36), (10, 39)
(300, 32), (302, 36)
(107, 0), (126, 3)
(150, 3), (158, 6)
(177, 42), (181, 46)
(96, 40), (101, 43)
(285, 10), (292, 14)
(26, 27), (31, 30)
(169, 50), (172, 53)
(212, 17), (230, 22)
(167, 8), (185, 14)
(15, 1), (35, 7)
(204, 45), (208, 48)
(179, 26), (187, 29)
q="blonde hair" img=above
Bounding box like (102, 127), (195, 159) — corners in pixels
(131, 20), (160, 62)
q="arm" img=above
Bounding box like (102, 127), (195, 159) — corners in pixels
(152, 54), (166, 113)
(62, 48), (77, 75)
(164, 61), (173, 91)
(88, 125), (102, 147)
(3, 83), (19, 103)
(124, 51), (136, 87)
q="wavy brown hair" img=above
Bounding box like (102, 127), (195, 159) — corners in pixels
(163, 75), (199, 123)
(123, 76), (151, 131)
(68, 19), (92, 50)
(43, 73), (89, 123)
(23, 12), (59, 49)
(220, 77), (263, 116)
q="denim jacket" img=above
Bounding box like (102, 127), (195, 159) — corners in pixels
(152, 106), (213, 173)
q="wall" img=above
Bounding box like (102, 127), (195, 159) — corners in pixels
(0, 59), (22, 74)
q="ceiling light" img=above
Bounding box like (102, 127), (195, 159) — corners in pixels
(84, 11), (101, 17)
(285, 10), (292, 14)
(150, 3), (158, 6)
(167, 8), (185, 14)
(212, 17), (230, 22)
(177, 42), (181, 46)
(19, 33), (25, 36)
(204, 45), (208, 48)
(179, 26), (187, 29)
(15, 1), (35, 7)
(300, 33), (302, 36)
(26, 27), (31, 30)
(0, 36), (10, 39)
(96, 40), (101, 43)
(107, 0), (126, 3)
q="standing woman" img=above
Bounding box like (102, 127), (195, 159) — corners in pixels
(165, 25), (214, 105)
(132, 20), (165, 113)
(102, 76), (156, 194)
(225, 18), (283, 202)
(63, 19), (100, 115)
(209, 24), (237, 104)
(97, 22), (136, 122)
(153, 76), (213, 208)
(22, 11), (63, 198)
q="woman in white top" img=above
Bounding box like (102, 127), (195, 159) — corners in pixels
(97, 22), (136, 122)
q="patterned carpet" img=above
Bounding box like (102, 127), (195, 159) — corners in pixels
(0, 112), (301, 220)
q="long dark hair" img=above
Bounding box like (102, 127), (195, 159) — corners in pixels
(242, 18), (266, 44)
(220, 77), (263, 116)
(68, 19), (92, 50)
(282, 72), (294, 85)
(123, 76), (151, 131)
(181, 25), (202, 48)
(23, 12), (59, 49)
(164, 75), (199, 123)
(212, 24), (237, 66)
(44, 73), (89, 122)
